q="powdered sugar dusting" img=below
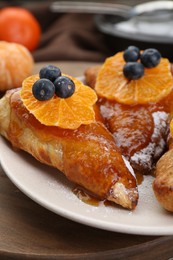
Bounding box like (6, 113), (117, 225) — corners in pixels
(130, 111), (169, 172)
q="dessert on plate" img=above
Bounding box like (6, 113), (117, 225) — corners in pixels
(153, 119), (173, 212)
(0, 65), (138, 209)
(85, 46), (173, 174)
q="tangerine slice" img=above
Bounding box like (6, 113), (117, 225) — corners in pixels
(20, 74), (97, 129)
(95, 52), (173, 105)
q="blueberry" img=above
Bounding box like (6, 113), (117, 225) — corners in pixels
(54, 76), (75, 98)
(123, 46), (140, 62)
(39, 65), (61, 82)
(123, 62), (144, 80)
(32, 79), (55, 101)
(140, 48), (161, 68)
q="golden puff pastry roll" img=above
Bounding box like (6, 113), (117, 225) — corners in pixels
(153, 133), (173, 212)
(84, 51), (172, 175)
(0, 89), (138, 209)
(153, 148), (173, 212)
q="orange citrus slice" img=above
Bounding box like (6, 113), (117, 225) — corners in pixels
(95, 52), (173, 105)
(20, 74), (97, 129)
(170, 118), (173, 138)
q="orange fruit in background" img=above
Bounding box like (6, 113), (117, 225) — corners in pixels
(20, 74), (97, 129)
(95, 52), (173, 105)
(0, 7), (41, 51)
(0, 41), (34, 91)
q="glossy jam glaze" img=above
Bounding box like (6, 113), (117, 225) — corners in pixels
(73, 187), (100, 206)
(7, 90), (138, 205)
(85, 64), (173, 175)
(97, 89), (173, 160)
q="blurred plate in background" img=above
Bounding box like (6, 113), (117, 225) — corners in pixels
(94, 2), (173, 61)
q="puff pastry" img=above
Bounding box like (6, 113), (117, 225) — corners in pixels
(0, 89), (138, 209)
(85, 66), (169, 174)
(153, 137), (173, 212)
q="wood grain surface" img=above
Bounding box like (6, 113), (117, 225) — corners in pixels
(0, 62), (173, 260)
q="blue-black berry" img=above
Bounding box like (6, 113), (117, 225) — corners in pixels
(123, 46), (140, 62)
(54, 76), (75, 98)
(39, 65), (61, 82)
(123, 62), (144, 80)
(32, 79), (55, 101)
(140, 48), (161, 68)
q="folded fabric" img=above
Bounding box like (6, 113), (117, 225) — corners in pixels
(29, 3), (110, 62)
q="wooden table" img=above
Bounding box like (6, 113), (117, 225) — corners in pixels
(1, 62), (173, 260)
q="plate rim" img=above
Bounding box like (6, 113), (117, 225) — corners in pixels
(94, 14), (173, 44)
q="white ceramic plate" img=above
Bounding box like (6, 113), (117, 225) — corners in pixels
(0, 136), (173, 236)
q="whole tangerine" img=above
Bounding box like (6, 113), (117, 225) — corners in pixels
(0, 7), (41, 51)
(0, 41), (34, 91)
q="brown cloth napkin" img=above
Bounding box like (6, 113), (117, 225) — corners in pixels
(29, 3), (110, 62)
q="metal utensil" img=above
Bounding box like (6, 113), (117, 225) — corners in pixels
(50, 1), (173, 20)
(50, 2), (130, 18)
